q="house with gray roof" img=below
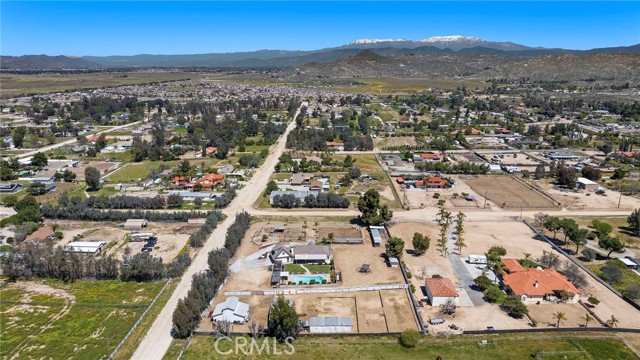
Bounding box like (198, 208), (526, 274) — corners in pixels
(211, 296), (250, 324)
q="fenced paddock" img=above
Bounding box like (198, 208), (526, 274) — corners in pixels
(462, 175), (557, 209)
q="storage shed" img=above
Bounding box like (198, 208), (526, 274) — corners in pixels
(424, 278), (459, 307)
(576, 177), (599, 191)
(64, 241), (107, 255)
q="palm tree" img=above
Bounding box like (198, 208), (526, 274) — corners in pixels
(523, 253), (532, 268)
(552, 311), (567, 328)
(607, 315), (619, 328)
(581, 313), (593, 328)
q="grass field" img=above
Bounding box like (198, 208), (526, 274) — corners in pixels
(0, 279), (165, 360)
(113, 279), (177, 360)
(176, 333), (637, 360)
(573, 216), (640, 249)
(586, 262), (640, 297)
(0, 72), (200, 98)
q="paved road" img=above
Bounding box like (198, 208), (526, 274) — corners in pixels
(130, 103), (305, 360)
(446, 229), (485, 306)
(15, 121), (142, 159)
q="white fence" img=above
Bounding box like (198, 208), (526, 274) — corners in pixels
(224, 284), (408, 296)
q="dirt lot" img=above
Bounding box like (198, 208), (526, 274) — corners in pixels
(39, 160), (118, 180)
(332, 243), (405, 287)
(463, 221), (550, 259)
(374, 136), (417, 148)
(252, 222), (308, 243)
(527, 302), (602, 329)
(393, 176), (485, 210)
(533, 179), (640, 210)
(317, 224), (363, 242)
(421, 303), (528, 332)
(50, 220), (190, 263)
(462, 175), (557, 209)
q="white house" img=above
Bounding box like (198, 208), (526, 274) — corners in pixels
(268, 243), (333, 264)
(269, 243), (294, 264)
(211, 296), (250, 324)
(424, 278), (459, 307)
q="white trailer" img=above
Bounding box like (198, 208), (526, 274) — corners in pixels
(468, 255), (488, 264)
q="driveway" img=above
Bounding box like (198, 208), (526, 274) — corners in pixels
(447, 229), (486, 306)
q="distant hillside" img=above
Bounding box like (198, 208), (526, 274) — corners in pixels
(0, 55), (104, 70)
(288, 51), (640, 84)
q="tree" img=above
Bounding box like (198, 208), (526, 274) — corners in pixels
(569, 227), (588, 253)
(623, 284), (640, 300)
(357, 189), (393, 225)
(598, 233), (625, 258)
(607, 315), (619, 328)
(591, 220), (612, 236)
(502, 295), (529, 318)
(611, 168), (626, 180)
(534, 212), (548, 229)
(534, 164), (546, 179)
(436, 204), (451, 257)
(556, 167), (578, 188)
(581, 248), (597, 262)
(269, 297), (300, 342)
(587, 296), (600, 307)
(32, 152), (48, 167)
(412, 233), (430, 255)
(193, 197), (203, 209)
(597, 143), (612, 156)
(265, 180), (278, 196)
(544, 216), (562, 240)
(474, 273), (492, 290)
(167, 194), (183, 208)
(483, 285), (503, 303)
(552, 311), (567, 328)
(348, 165), (361, 180)
(581, 166), (601, 182)
(559, 218), (578, 245)
(453, 212), (466, 254)
(27, 182), (46, 196)
(539, 250), (561, 269)
(85, 166), (100, 191)
(563, 262), (587, 288)
(582, 313), (594, 328)
(486, 246), (507, 265)
(601, 261), (624, 284)
(385, 237), (405, 259)
(627, 208), (640, 236)
(399, 329), (420, 348)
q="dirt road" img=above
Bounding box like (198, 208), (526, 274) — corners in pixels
(130, 103), (305, 360)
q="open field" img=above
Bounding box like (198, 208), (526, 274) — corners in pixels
(533, 179), (640, 211)
(0, 72), (200, 98)
(462, 175), (557, 209)
(39, 160), (118, 180)
(177, 333), (638, 360)
(0, 279), (165, 360)
(572, 216), (640, 249)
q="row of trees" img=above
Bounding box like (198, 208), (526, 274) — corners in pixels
(40, 200), (209, 222)
(189, 211), (224, 248)
(415, 162), (488, 175)
(85, 194), (168, 209)
(272, 193), (350, 209)
(172, 212), (252, 338)
(541, 215), (625, 257)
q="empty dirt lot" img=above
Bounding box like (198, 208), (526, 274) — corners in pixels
(332, 243), (405, 287)
(462, 175), (557, 209)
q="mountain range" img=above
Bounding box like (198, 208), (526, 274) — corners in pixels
(1, 36), (639, 85)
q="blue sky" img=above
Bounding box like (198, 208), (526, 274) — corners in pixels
(1, 1), (639, 56)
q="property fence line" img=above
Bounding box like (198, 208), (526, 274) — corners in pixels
(224, 284), (409, 297)
(463, 327), (640, 335)
(522, 220), (640, 312)
(175, 335), (191, 360)
(108, 278), (172, 360)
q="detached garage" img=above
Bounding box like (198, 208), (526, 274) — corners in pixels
(576, 177), (598, 191)
(424, 278), (459, 307)
(305, 316), (352, 333)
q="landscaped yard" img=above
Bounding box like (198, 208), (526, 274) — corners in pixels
(305, 264), (332, 273)
(586, 260), (640, 301)
(0, 279), (166, 360)
(284, 264), (306, 274)
(175, 333), (637, 360)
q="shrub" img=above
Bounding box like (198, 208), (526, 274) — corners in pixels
(433, 193), (441, 199)
(410, 284), (416, 293)
(399, 329), (421, 348)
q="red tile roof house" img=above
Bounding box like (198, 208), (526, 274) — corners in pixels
(187, 173), (225, 188)
(424, 278), (459, 307)
(425, 176), (448, 189)
(420, 153), (441, 161)
(25, 225), (55, 242)
(500, 258), (581, 303)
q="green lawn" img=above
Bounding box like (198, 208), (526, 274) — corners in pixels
(177, 333), (637, 360)
(284, 264), (306, 274)
(573, 216), (640, 249)
(586, 261), (640, 298)
(0, 279), (165, 360)
(305, 264), (331, 273)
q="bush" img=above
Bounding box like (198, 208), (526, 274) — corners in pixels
(410, 284), (416, 293)
(399, 329), (421, 348)
(433, 193), (440, 199)
(586, 232), (596, 240)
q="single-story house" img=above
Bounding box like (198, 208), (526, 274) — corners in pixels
(576, 177), (598, 191)
(269, 243), (333, 264)
(290, 173), (314, 185)
(64, 241), (107, 255)
(211, 296), (250, 324)
(168, 190), (217, 201)
(190, 173), (224, 188)
(0, 183), (23, 193)
(205, 146), (217, 156)
(425, 176), (448, 189)
(218, 165), (235, 175)
(424, 278), (459, 307)
(32, 177), (55, 185)
(305, 316), (352, 333)
(25, 225), (55, 242)
(501, 259), (581, 303)
(124, 219), (148, 231)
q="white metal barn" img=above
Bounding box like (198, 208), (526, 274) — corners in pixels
(306, 316), (352, 333)
(63, 241), (107, 255)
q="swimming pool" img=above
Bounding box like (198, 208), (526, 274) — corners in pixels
(292, 275), (329, 284)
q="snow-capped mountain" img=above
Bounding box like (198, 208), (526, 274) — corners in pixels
(345, 36), (533, 51)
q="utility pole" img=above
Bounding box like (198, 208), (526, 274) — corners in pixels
(483, 190), (487, 209)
